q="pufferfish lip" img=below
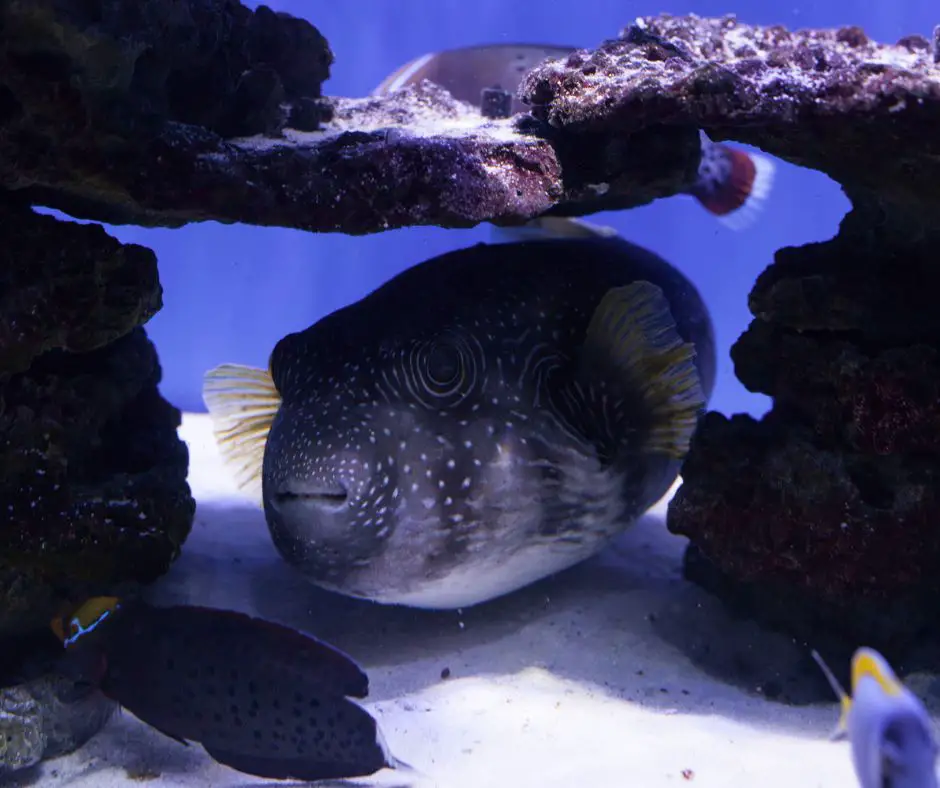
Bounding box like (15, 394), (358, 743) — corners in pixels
(271, 481), (350, 510)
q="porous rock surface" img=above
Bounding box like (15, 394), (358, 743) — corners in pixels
(520, 13), (940, 669)
(0, 195), (194, 770)
(0, 632), (116, 773)
(521, 14), (940, 208)
(0, 196), (194, 639)
(0, 197), (160, 375)
(0, 0), (705, 233)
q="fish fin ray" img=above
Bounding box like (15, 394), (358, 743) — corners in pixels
(150, 723), (190, 747)
(833, 696), (851, 741)
(715, 151), (776, 231)
(489, 216), (619, 245)
(374, 717), (424, 776)
(811, 648), (852, 740)
(852, 647), (904, 697)
(583, 281), (705, 459)
(201, 363), (281, 504)
(690, 143), (776, 231)
(202, 744), (360, 781)
(371, 52), (435, 96)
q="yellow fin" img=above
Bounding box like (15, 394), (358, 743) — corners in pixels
(851, 647), (903, 697)
(202, 363), (281, 505)
(583, 280), (705, 459)
(811, 648), (852, 741)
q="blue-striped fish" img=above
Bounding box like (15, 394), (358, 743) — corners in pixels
(202, 231), (715, 609)
(372, 43), (776, 231)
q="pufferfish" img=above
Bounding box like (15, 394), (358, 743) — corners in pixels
(202, 227), (715, 610)
(372, 42), (776, 231)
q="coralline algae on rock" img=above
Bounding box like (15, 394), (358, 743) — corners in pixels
(520, 14), (940, 204)
(0, 2), (706, 233)
(0, 199), (194, 643)
(0, 675), (116, 773)
(0, 198), (161, 375)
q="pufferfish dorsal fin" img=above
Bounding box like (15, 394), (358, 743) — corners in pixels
(489, 215), (620, 245)
(202, 363), (282, 505)
(582, 280), (706, 459)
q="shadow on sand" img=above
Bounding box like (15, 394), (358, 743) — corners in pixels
(145, 494), (840, 730)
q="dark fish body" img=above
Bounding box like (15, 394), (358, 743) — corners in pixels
(246, 236), (715, 609)
(54, 600), (400, 782)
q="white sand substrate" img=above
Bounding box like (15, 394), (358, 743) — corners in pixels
(3, 412), (866, 788)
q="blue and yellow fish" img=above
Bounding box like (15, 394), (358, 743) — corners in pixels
(813, 647), (938, 788)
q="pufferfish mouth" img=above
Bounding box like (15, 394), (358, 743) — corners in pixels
(272, 483), (349, 509)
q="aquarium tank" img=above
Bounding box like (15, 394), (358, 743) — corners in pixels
(2, 0), (940, 786)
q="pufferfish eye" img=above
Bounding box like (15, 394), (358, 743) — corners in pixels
(402, 331), (486, 410)
(425, 340), (462, 387)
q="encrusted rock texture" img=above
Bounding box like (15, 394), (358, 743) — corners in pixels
(0, 630), (116, 773)
(667, 206), (940, 664)
(505, 16), (940, 662)
(0, 197), (161, 375)
(0, 197), (195, 642)
(0, 672), (116, 773)
(0, 0), (705, 233)
(520, 14), (940, 207)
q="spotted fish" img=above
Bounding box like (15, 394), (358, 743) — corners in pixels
(50, 597), (410, 782)
(372, 42), (776, 231)
(202, 234), (715, 610)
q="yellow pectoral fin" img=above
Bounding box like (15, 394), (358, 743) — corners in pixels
(202, 363), (282, 504)
(582, 280), (706, 459)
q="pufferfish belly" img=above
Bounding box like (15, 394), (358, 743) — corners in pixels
(332, 421), (632, 610)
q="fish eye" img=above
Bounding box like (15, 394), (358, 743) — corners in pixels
(403, 332), (483, 408)
(426, 341), (462, 387)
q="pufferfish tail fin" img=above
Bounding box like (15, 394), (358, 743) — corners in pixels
(583, 281), (705, 459)
(811, 648), (852, 742)
(202, 363), (282, 505)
